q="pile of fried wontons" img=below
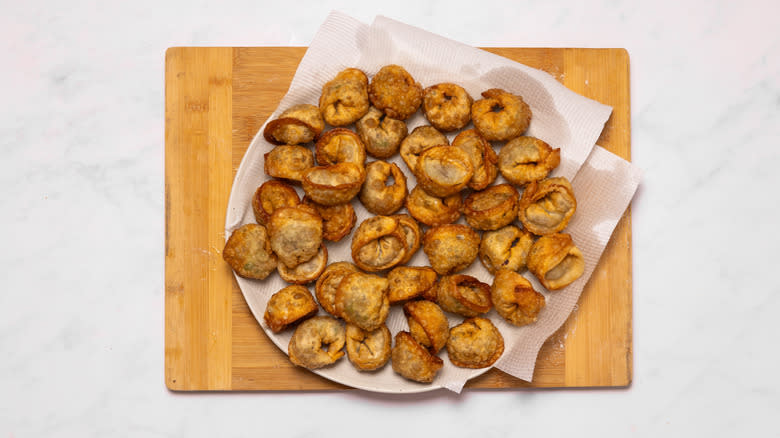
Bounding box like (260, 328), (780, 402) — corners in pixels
(222, 65), (584, 384)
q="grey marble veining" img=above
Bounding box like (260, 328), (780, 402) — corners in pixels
(1, 0), (779, 436)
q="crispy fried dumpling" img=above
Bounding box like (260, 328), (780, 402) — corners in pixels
(446, 317), (504, 368)
(319, 68), (370, 126)
(368, 65), (423, 120)
(471, 88), (531, 141)
(435, 274), (492, 317)
(490, 269), (545, 326)
(359, 160), (408, 216)
(386, 266), (438, 304)
(264, 285), (319, 333)
(267, 205), (323, 269)
(403, 300), (449, 354)
(301, 163), (366, 206)
(351, 216), (408, 272)
(422, 83), (472, 132)
(422, 224), (480, 275)
(345, 323), (392, 371)
(264, 145), (315, 182)
(518, 176), (577, 236)
(263, 104), (324, 145)
(288, 316), (346, 369)
(252, 180), (300, 226)
(462, 183), (519, 231)
(498, 136), (560, 187)
(478, 225), (535, 274)
(334, 272), (390, 331)
(314, 262), (359, 317)
(391, 331), (443, 383)
(356, 106), (408, 158)
(527, 233), (585, 290)
(222, 223), (277, 280)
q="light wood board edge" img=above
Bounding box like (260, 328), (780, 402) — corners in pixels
(165, 47), (234, 390)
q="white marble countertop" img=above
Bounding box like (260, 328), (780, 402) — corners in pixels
(2, 0), (778, 435)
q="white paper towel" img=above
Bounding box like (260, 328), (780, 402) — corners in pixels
(225, 11), (641, 393)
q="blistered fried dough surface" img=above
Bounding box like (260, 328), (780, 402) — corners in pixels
(356, 107), (408, 158)
(301, 163), (365, 206)
(315, 262), (359, 316)
(319, 68), (370, 126)
(405, 185), (461, 226)
(436, 275), (492, 317)
(498, 136), (560, 186)
(422, 83), (472, 132)
(471, 88), (532, 141)
(335, 272), (390, 331)
(391, 331), (443, 383)
(446, 317), (504, 368)
(302, 196), (356, 242)
(263, 285), (319, 333)
(263, 104), (324, 145)
(288, 316), (346, 369)
(368, 65), (423, 120)
(278, 244), (328, 284)
(463, 184), (519, 231)
(518, 176), (577, 235)
(479, 225), (535, 274)
(392, 214), (421, 264)
(351, 216), (407, 272)
(267, 205), (323, 269)
(422, 224), (480, 275)
(264, 145), (315, 182)
(451, 129), (498, 190)
(403, 300), (449, 354)
(222, 224), (278, 280)
(359, 161), (408, 216)
(252, 180), (299, 226)
(400, 125), (448, 173)
(491, 269), (545, 326)
(386, 266), (437, 304)
(315, 128), (366, 168)
(346, 324), (392, 371)
(415, 145), (474, 197)
(527, 233), (585, 290)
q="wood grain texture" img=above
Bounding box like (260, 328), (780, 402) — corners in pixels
(165, 47), (632, 391)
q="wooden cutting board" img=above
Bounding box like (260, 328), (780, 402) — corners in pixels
(165, 47), (632, 391)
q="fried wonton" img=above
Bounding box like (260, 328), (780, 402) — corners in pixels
(471, 88), (531, 141)
(435, 274), (492, 317)
(334, 272), (390, 331)
(267, 205), (323, 269)
(478, 225), (535, 274)
(498, 136), (560, 187)
(527, 233), (585, 290)
(222, 223), (278, 280)
(446, 317), (504, 368)
(422, 224), (480, 275)
(359, 160), (408, 216)
(391, 331), (443, 383)
(368, 65), (423, 120)
(301, 163), (366, 206)
(264, 284), (318, 333)
(264, 145), (315, 182)
(518, 176), (577, 236)
(351, 216), (408, 272)
(346, 323), (392, 371)
(490, 269), (545, 326)
(386, 266), (438, 304)
(288, 316), (346, 369)
(462, 183), (519, 231)
(403, 300), (449, 354)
